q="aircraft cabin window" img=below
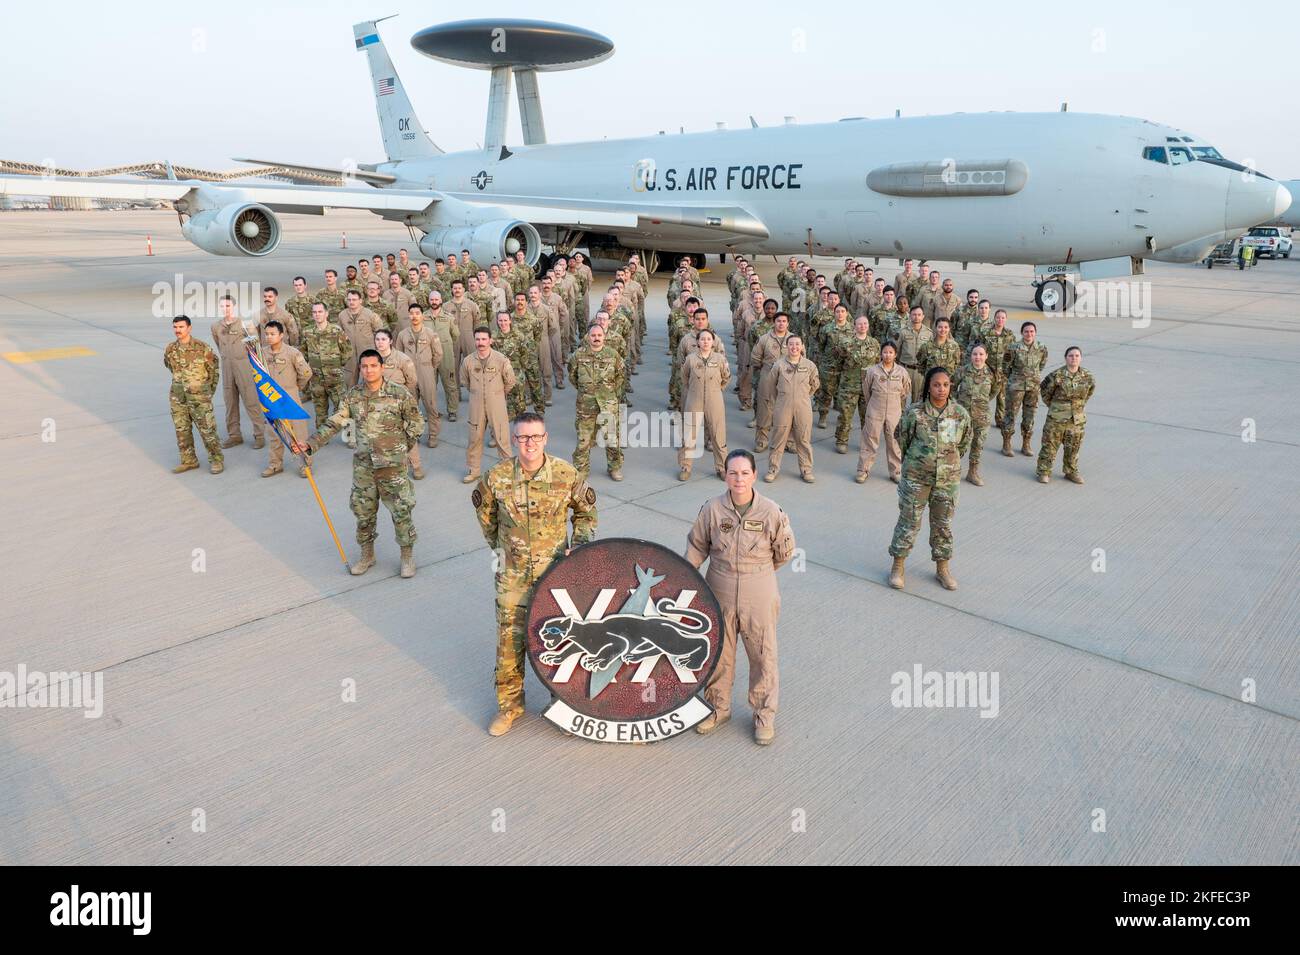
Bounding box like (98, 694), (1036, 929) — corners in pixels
(1168, 146), (1194, 165)
(1143, 146), (1168, 164)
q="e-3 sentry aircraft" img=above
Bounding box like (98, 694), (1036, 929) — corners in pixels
(1, 17), (1290, 311)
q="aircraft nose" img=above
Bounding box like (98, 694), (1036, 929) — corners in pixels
(1226, 175), (1291, 229)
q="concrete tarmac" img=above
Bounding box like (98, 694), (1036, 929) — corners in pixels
(0, 210), (1295, 864)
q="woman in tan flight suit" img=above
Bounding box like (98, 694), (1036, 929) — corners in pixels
(678, 328), (731, 481)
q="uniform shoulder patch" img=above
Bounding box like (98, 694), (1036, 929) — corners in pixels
(471, 488), (483, 508)
(584, 486), (596, 505)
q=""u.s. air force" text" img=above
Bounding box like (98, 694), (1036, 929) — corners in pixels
(643, 163), (803, 192)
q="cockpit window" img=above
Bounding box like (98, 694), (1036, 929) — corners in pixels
(1168, 146), (1194, 165)
(1143, 146), (1168, 164)
(1192, 146), (1224, 161)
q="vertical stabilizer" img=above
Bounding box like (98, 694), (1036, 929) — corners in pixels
(353, 20), (442, 160)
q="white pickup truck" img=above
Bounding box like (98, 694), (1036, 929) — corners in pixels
(1240, 226), (1293, 259)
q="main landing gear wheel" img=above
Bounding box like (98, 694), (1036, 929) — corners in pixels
(1035, 277), (1074, 312)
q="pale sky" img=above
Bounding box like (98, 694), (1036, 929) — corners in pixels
(4, 0), (1297, 175)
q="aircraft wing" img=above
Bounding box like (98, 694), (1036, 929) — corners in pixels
(0, 175), (438, 215)
(444, 191), (771, 240)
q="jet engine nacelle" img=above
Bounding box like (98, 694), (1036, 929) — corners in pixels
(418, 219), (541, 269)
(180, 202), (282, 256)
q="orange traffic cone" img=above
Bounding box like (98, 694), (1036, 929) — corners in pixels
(146, 235), (154, 256)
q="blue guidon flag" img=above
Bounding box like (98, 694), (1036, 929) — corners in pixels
(248, 350), (310, 424)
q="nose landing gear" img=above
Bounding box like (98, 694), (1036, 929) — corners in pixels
(1033, 276), (1075, 312)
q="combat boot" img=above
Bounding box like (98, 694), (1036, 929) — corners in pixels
(754, 440), (768, 452)
(252, 435), (265, 450)
(209, 460), (224, 475)
(172, 460), (199, 474)
(935, 560), (958, 591)
(608, 468), (623, 482)
(1020, 435), (1032, 456)
(427, 435), (438, 448)
(764, 469), (777, 483)
(412, 464), (425, 480)
(836, 442), (848, 454)
(817, 410), (828, 429)
(261, 466), (282, 478)
(1001, 433), (1013, 457)
(801, 470), (816, 484)
(1066, 472), (1085, 485)
(221, 435), (243, 449)
(695, 711), (730, 735)
(350, 542), (376, 576)
(754, 720), (775, 746)
(1037, 473), (1050, 484)
(855, 470), (867, 484)
(488, 711), (518, 737)
(678, 467), (691, 482)
(462, 472), (480, 484)
(447, 412), (457, 422)
(888, 555), (906, 590)
(399, 546), (416, 579)
(966, 463), (983, 486)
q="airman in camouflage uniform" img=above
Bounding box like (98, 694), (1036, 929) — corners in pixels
(313, 270), (348, 321)
(571, 252), (594, 334)
(974, 309), (1016, 427)
(164, 316), (223, 474)
(510, 292), (546, 412)
(304, 349), (425, 579)
(570, 323), (625, 480)
(887, 368), (972, 592)
(1000, 322), (1049, 457)
(284, 276), (315, 333)
(374, 329), (424, 480)
(473, 415), (597, 736)
(364, 282), (396, 334)
(951, 290), (982, 346)
(956, 298), (991, 354)
(869, 289), (899, 343)
(815, 305), (855, 429)
(953, 345), (994, 486)
(300, 303), (353, 431)
(511, 251), (535, 296)
(1036, 347), (1095, 484)
(834, 317), (881, 453)
(917, 317), (963, 381)
(492, 311), (530, 420)
(777, 256), (798, 312)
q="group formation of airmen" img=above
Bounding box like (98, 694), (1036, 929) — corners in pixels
(164, 246), (1095, 742)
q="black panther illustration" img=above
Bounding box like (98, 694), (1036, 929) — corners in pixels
(537, 597), (712, 674)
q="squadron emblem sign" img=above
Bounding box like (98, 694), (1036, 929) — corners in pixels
(527, 539), (722, 742)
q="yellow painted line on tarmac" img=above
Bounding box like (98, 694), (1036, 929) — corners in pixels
(3, 346), (96, 364)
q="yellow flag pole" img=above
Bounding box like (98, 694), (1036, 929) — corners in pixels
(268, 416), (349, 566)
(302, 461), (349, 566)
